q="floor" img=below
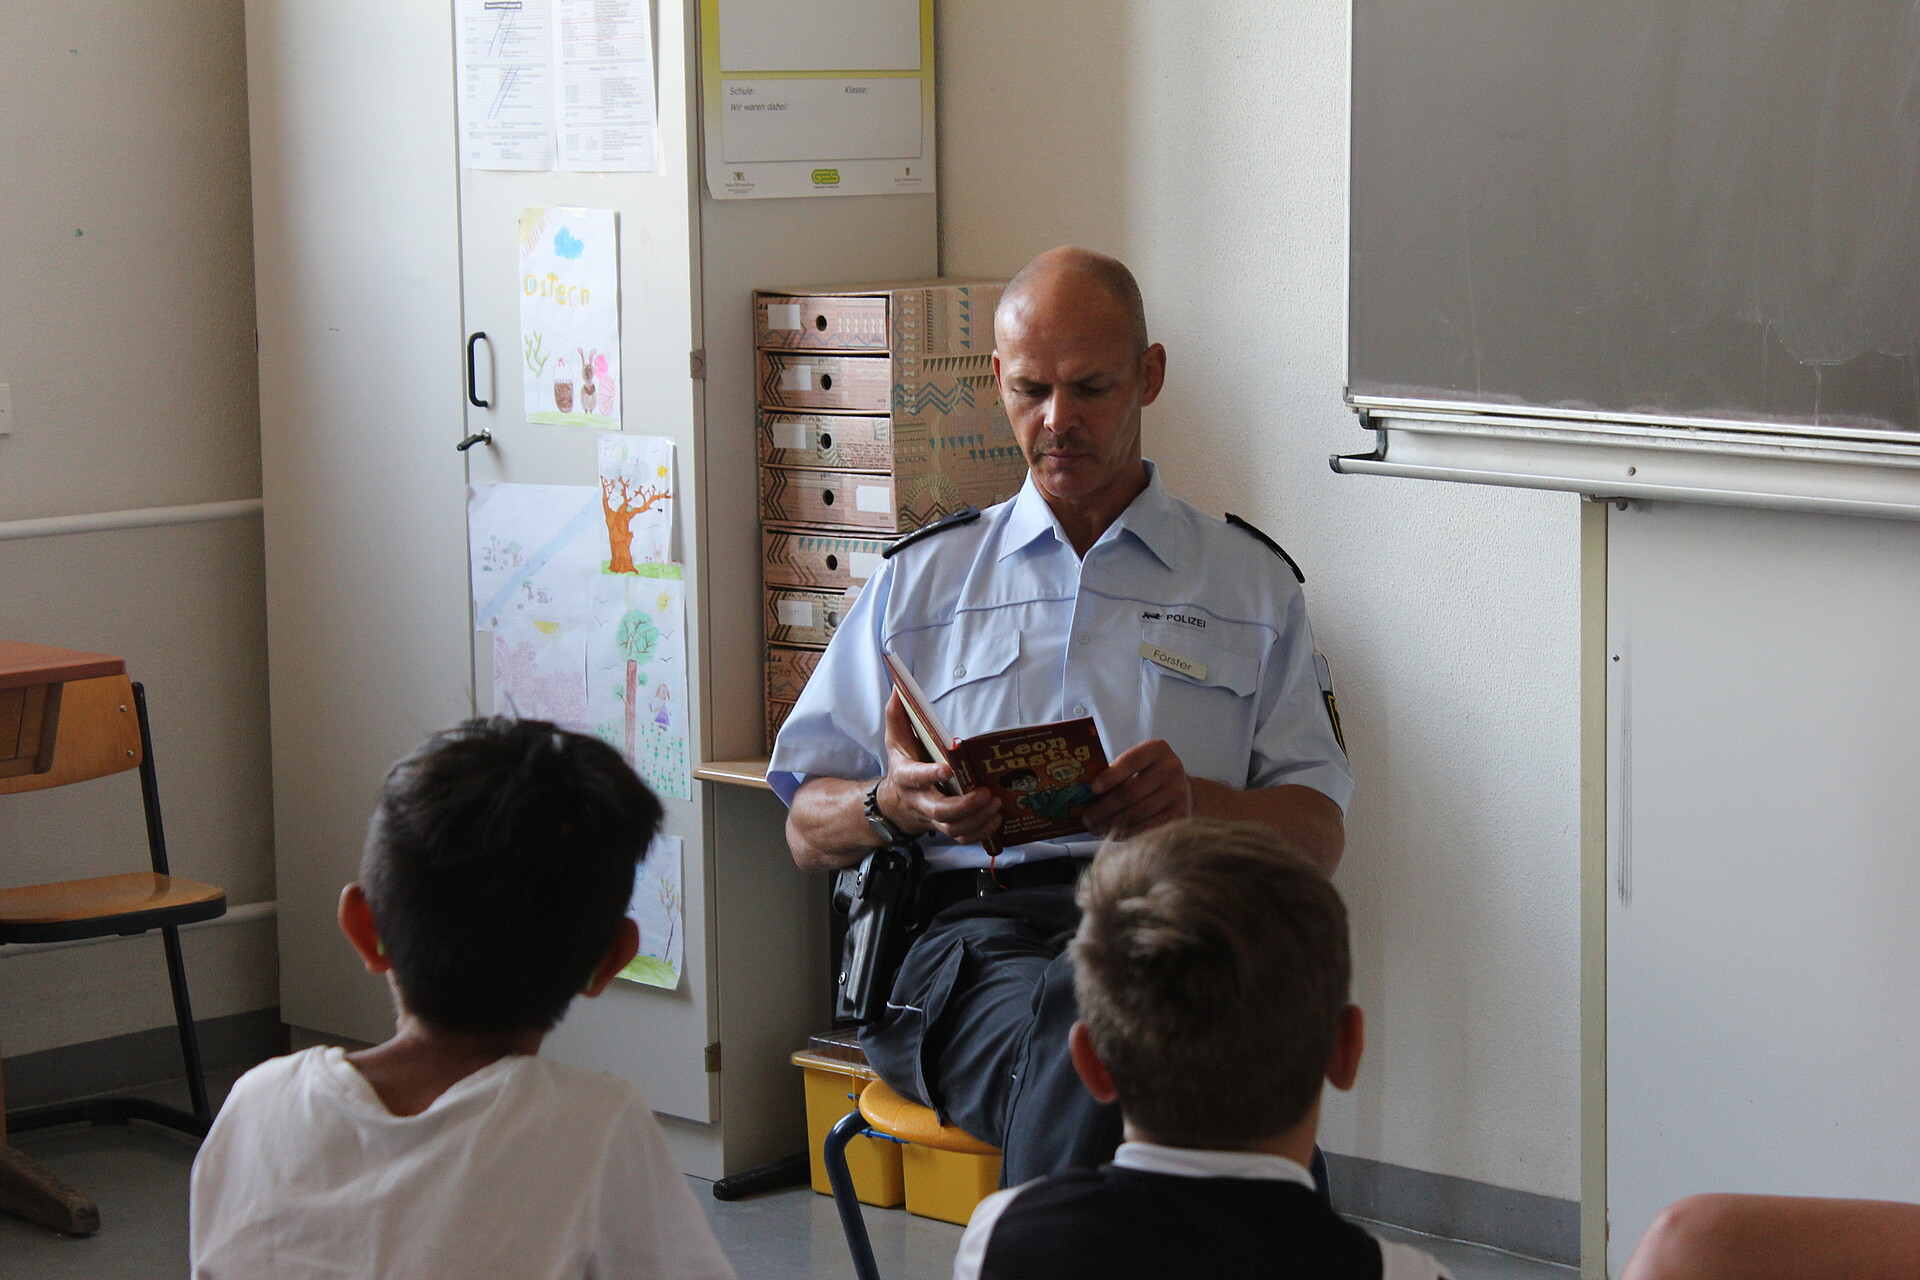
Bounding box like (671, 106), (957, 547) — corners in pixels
(0, 1073), (1577, 1280)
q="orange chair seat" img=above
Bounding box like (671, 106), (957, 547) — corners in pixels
(858, 1079), (1001, 1156)
(0, 872), (225, 943)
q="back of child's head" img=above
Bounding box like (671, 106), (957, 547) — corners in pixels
(1072, 818), (1351, 1149)
(360, 717), (664, 1034)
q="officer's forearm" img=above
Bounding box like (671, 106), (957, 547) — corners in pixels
(786, 776), (891, 874)
(1188, 780), (1345, 873)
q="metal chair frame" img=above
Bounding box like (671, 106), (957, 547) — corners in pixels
(821, 1097), (1336, 1280)
(3, 682), (219, 1140)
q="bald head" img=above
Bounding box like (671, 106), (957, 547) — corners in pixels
(996, 247), (1149, 353)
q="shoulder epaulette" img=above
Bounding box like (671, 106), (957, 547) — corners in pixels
(882, 506), (982, 559)
(1224, 513), (1305, 583)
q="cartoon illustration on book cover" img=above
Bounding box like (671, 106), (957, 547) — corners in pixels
(1003, 755), (1099, 825)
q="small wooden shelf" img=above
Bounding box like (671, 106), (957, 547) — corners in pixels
(695, 758), (772, 790)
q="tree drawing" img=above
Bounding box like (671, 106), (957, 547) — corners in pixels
(616, 608), (660, 760)
(656, 874), (680, 960)
(600, 474), (671, 574)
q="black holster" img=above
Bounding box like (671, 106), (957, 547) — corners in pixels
(832, 841), (927, 1026)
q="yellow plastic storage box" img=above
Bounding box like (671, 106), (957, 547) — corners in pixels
(792, 1049), (904, 1208)
(902, 1144), (1002, 1226)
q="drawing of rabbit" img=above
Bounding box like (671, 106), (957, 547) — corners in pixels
(578, 348), (598, 414)
(553, 356), (574, 412)
(593, 351), (616, 417)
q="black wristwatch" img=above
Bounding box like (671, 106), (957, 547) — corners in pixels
(864, 778), (907, 845)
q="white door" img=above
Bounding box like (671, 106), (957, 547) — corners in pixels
(1606, 501), (1920, 1273)
(248, 0), (475, 1044)
(456, 6), (715, 1121)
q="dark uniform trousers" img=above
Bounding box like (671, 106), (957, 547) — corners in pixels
(859, 881), (1124, 1187)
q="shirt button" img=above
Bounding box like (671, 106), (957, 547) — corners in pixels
(952, 665), (966, 679)
(1075, 633), (1090, 645)
(1073, 704), (1086, 716)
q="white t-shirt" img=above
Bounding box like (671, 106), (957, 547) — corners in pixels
(190, 1047), (735, 1280)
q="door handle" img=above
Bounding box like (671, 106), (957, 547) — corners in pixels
(466, 332), (492, 409)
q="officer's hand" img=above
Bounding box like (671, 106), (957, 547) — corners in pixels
(1085, 739), (1194, 839)
(880, 692), (1004, 844)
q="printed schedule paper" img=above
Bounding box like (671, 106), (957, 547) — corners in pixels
(457, 0), (659, 172)
(557, 0), (659, 171)
(457, 0), (556, 170)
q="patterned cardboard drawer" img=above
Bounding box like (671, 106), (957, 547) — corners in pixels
(760, 467), (899, 532)
(759, 412), (894, 471)
(766, 698), (798, 748)
(766, 586), (850, 647)
(763, 527), (895, 590)
(757, 352), (892, 413)
(767, 644), (825, 705)
(755, 293), (892, 351)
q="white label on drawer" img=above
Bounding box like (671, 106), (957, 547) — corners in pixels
(774, 420), (810, 450)
(779, 363), (813, 392)
(767, 303), (802, 330)
(778, 599), (818, 629)
(855, 484), (891, 513)
(849, 551), (883, 581)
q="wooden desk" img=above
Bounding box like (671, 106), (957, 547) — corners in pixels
(0, 640), (124, 781)
(0, 640), (126, 1235)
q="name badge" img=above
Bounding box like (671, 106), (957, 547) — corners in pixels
(1140, 642), (1207, 682)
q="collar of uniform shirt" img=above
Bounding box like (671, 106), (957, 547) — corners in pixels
(996, 460), (1182, 571)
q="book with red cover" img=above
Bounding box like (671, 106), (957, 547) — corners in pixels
(884, 652), (1109, 855)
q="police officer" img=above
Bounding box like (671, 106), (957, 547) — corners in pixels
(769, 246), (1351, 1183)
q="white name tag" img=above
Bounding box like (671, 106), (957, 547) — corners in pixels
(778, 600), (818, 629)
(1140, 642), (1207, 682)
(773, 420), (810, 450)
(855, 484), (891, 513)
(766, 303), (803, 331)
(849, 551), (882, 580)
(779, 363), (813, 392)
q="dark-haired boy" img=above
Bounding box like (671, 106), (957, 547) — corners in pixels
(190, 718), (734, 1280)
(953, 819), (1449, 1280)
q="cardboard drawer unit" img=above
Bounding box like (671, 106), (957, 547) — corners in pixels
(765, 646), (823, 742)
(756, 293), (892, 351)
(761, 467), (899, 532)
(767, 645), (824, 704)
(766, 587), (848, 648)
(754, 279), (1021, 749)
(757, 353), (894, 413)
(762, 528), (895, 591)
(759, 411), (895, 471)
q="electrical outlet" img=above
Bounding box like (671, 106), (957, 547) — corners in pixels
(0, 383), (11, 435)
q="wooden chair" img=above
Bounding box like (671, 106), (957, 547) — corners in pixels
(0, 671), (226, 1231)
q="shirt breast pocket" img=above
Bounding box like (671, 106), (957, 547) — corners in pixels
(914, 630), (1022, 737)
(1139, 624), (1262, 763)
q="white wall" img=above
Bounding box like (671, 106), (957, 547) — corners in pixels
(937, 2), (1584, 1199)
(0, 1), (276, 1056)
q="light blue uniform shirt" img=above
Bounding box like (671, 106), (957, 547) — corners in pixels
(768, 463), (1352, 873)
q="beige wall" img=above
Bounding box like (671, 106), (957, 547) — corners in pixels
(0, 1), (275, 1055)
(937, 3), (1584, 1199)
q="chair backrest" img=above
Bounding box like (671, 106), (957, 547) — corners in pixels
(0, 675), (142, 796)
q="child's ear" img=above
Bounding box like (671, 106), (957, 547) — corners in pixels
(1326, 1004), (1365, 1092)
(337, 884), (390, 975)
(1068, 1021), (1121, 1105)
(582, 917), (640, 998)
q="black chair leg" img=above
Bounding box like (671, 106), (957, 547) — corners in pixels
(825, 1109), (882, 1280)
(160, 924), (211, 1118)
